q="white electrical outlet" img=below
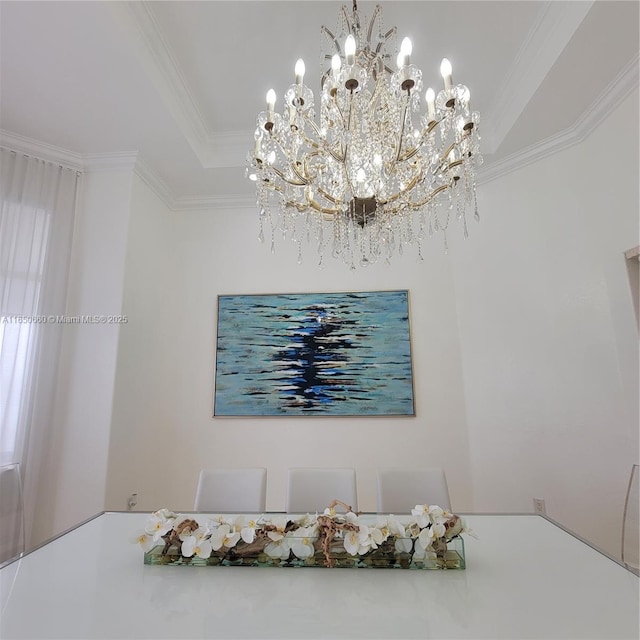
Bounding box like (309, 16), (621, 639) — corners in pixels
(533, 498), (546, 515)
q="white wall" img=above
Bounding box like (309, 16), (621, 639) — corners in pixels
(105, 178), (473, 515)
(453, 87), (639, 557)
(103, 89), (638, 560)
(31, 168), (133, 547)
(104, 173), (185, 512)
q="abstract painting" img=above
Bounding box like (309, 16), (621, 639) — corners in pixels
(214, 291), (414, 416)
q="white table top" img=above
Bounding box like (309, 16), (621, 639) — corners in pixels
(1, 512), (638, 639)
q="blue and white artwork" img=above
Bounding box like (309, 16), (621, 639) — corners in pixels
(214, 290), (414, 416)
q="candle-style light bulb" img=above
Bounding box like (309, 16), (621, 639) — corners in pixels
(331, 54), (341, 77)
(462, 86), (471, 112)
(266, 89), (276, 123)
(440, 58), (453, 90)
(345, 34), (356, 66)
(266, 89), (276, 109)
(400, 37), (412, 67)
(425, 87), (436, 120)
(295, 59), (305, 85)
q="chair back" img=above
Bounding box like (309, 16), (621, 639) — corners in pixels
(377, 467), (451, 513)
(0, 463), (25, 563)
(194, 468), (267, 512)
(622, 464), (639, 574)
(286, 468), (357, 513)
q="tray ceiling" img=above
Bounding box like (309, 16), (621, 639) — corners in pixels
(1, 1), (638, 208)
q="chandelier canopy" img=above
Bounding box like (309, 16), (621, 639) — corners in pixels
(247, 1), (482, 268)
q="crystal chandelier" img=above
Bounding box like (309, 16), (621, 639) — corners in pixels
(247, 1), (482, 268)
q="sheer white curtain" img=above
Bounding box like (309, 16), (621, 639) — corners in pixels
(0, 147), (80, 548)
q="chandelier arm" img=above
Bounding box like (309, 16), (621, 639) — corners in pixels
(296, 115), (321, 144)
(341, 92), (356, 175)
(271, 166), (308, 187)
(303, 117), (344, 163)
(398, 119), (441, 162)
(331, 92), (346, 128)
(283, 200), (307, 213)
(296, 195), (339, 215)
(367, 73), (386, 120)
(383, 183), (451, 216)
(394, 96), (410, 162)
(315, 186), (341, 205)
(378, 172), (422, 206)
(321, 26), (341, 56)
(343, 5), (353, 36)
(301, 151), (324, 183)
(428, 141), (464, 176)
(351, 1), (361, 33)
(328, 95), (348, 160)
(366, 5), (381, 44)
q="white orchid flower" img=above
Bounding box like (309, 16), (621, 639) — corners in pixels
(343, 524), (377, 555)
(236, 517), (259, 544)
(386, 516), (406, 538)
(288, 526), (316, 559)
(360, 525), (383, 550)
(155, 508), (177, 520)
(417, 526), (435, 551)
(132, 532), (156, 552)
(295, 513), (317, 527)
(144, 511), (176, 541)
(428, 505), (444, 518)
(417, 523), (445, 550)
(410, 505), (431, 528)
(412, 543), (427, 560)
(178, 525), (209, 543)
(181, 535), (213, 559)
(264, 537), (291, 559)
(394, 537), (413, 554)
(343, 528), (362, 555)
(266, 516), (288, 542)
(210, 524), (240, 550)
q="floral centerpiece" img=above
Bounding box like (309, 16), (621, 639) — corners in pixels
(134, 500), (471, 570)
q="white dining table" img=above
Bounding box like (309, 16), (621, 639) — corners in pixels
(1, 512), (637, 639)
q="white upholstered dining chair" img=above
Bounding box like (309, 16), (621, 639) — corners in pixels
(377, 467), (451, 513)
(286, 468), (358, 513)
(0, 463), (25, 564)
(194, 468), (267, 512)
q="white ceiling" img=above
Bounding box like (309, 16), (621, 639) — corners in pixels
(1, 1), (638, 209)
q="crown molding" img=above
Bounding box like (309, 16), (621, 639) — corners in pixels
(482, 0), (593, 154)
(108, 1), (213, 167)
(172, 194), (255, 212)
(132, 155), (175, 210)
(0, 128), (251, 212)
(204, 131), (253, 169)
(108, 4), (273, 170)
(0, 130), (85, 171)
(478, 52), (639, 185)
(0, 130), (140, 173)
(4, 49), (635, 210)
(83, 152), (139, 173)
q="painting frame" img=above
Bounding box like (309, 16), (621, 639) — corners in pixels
(213, 290), (415, 417)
